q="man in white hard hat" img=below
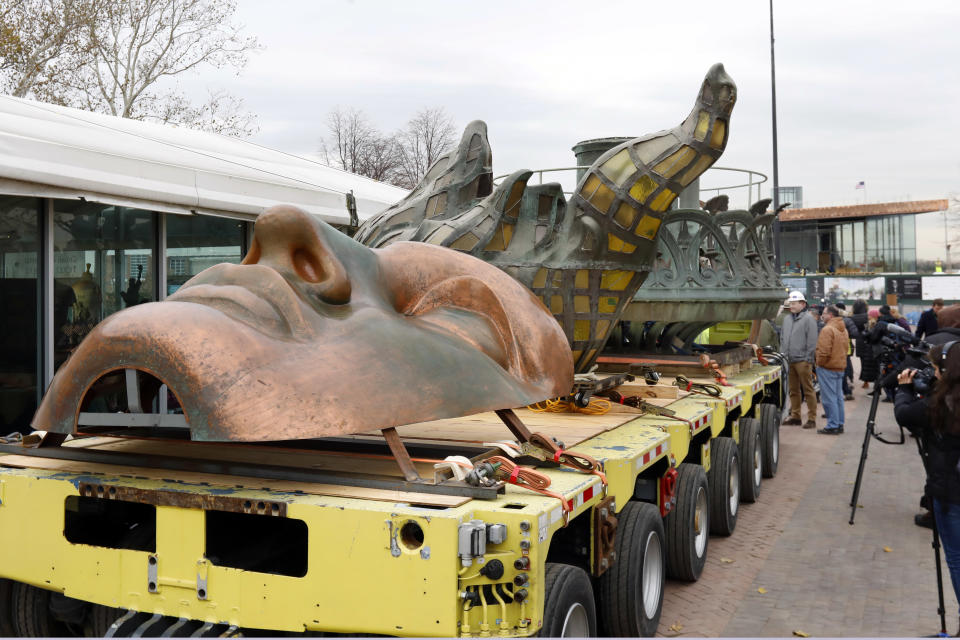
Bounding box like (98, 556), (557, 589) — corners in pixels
(780, 290), (820, 429)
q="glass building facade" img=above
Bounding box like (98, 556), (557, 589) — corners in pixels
(0, 195), (250, 432)
(781, 214), (918, 274)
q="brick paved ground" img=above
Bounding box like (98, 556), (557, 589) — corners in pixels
(657, 365), (957, 637)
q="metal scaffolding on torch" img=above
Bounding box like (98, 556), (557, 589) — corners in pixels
(770, 0), (782, 270)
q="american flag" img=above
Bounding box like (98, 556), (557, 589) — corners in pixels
(855, 181), (865, 189)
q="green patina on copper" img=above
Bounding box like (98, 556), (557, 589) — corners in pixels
(358, 63), (738, 372)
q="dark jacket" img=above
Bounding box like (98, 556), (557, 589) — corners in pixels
(852, 313), (879, 382)
(894, 387), (960, 505)
(916, 308), (939, 339)
(925, 327), (960, 347)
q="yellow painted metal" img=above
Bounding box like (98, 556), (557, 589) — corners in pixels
(0, 367), (785, 637)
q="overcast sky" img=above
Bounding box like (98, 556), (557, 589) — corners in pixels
(187, 0), (959, 210)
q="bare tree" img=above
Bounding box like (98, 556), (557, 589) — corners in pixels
(1, 0), (260, 137)
(394, 107), (457, 189)
(0, 0), (102, 97)
(321, 106), (400, 183)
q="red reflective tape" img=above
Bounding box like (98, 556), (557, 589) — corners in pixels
(583, 486), (594, 502)
(643, 452), (651, 464)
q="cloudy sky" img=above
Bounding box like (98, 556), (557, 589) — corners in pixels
(188, 0), (959, 210)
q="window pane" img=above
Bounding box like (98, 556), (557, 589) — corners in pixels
(53, 201), (156, 371)
(166, 215), (245, 295)
(0, 196), (41, 432)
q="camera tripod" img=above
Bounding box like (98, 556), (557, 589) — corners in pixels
(849, 367), (904, 525)
(849, 370), (949, 636)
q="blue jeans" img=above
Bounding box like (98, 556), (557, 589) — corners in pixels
(933, 498), (960, 615)
(816, 367), (844, 430)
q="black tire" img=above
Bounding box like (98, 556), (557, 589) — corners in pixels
(539, 563), (597, 637)
(0, 579), (14, 637)
(10, 582), (74, 637)
(597, 501), (665, 637)
(707, 437), (739, 536)
(739, 417), (762, 503)
(759, 403), (780, 478)
(663, 463), (709, 582)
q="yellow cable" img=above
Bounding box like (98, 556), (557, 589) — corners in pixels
(526, 397), (611, 415)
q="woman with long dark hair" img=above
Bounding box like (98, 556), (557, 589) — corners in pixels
(895, 342), (960, 634)
(852, 300), (877, 388)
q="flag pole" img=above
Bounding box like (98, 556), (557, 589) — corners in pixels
(769, 0), (781, 270)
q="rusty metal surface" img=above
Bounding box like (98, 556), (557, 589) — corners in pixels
(76, 482), (288, 517)
(32, 204), (573, 442)
(356, 64), (737, 372)
(593, 496), (618, 576)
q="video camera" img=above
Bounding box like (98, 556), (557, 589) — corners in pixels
(864, 321), (935, 394)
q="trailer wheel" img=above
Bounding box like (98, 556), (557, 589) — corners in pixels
(0, 579), (13, 637)
(598, 501), (665, 636)
(539, 563), (597, 637)
(707, 437), (739, 536)
(739, 417), (762, 503)
(759, 403), (780, 478)
(664, 463), (709, 581)
(10, 582), (74, 637)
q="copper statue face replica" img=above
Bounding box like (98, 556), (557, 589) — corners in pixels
(33, 205), (574, 441)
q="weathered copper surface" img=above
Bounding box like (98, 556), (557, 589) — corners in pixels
(356, 63), (737, 372)
(33, 205), (573, 441)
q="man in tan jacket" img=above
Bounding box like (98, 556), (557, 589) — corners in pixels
(815, 305), (849, 435)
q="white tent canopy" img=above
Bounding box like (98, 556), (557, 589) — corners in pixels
(0, 95), (407, 224)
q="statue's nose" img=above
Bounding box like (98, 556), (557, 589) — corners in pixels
(242, 205), (352, 304)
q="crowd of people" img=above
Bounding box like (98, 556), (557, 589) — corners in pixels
(777, 293), (960, 632)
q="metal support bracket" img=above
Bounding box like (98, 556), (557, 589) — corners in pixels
(592, 496), (618, 576)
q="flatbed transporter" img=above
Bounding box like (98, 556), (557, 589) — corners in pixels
(0, 360), (785, 638)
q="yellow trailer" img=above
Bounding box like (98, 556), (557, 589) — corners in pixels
(0, 362), (785, 638)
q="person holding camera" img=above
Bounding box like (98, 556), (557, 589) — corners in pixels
(894, 342), (960, 634)
(815, 306), (848, 435)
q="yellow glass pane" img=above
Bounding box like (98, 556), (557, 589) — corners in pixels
(550, 295), (564, 314)
(449, 233), (479, 251)
(583, 348), (597, 364)
(634, 134), (676, 165)
(505, 180), (525, 217)
(572, 349), (583, 362)
(600, 270), (632, 291)
(575, 270), (590, 289)
(574, 320), (591, 341)
(614, 202), (638, 229)
(484, 224), (505, 251)
(502, 223), (514, 247)
(425, 226), (454, 245)
(694, 111), (710, 141)
(588, 182), (616, 213)
(628, 175), (658, 204)
(596, 319), (611, 337)
(599, 149), (635, 186)
(709, 119), (726, 149)
(635, 215), (662, 240)
(532, 268), (548, 288)
(574, 295), (590, 314)
(653, 146), (695, 179)
(678, 155), (714, 187)
(598, 296), (619, 313)
(622, 240), (636, 254)
(649, 189), (676, 212)
(608, 234), (625, 252)
(579, 174), (601, 199)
